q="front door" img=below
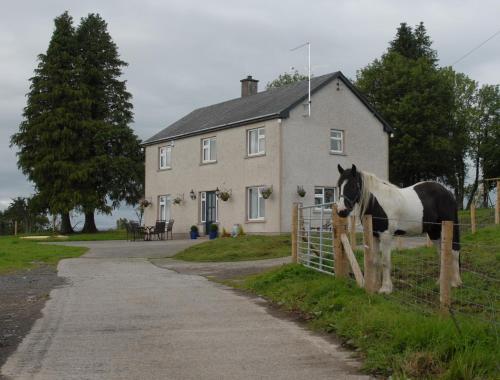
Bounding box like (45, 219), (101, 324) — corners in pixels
(205, 191), (217, 234)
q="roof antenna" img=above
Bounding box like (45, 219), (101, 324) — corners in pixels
(290, 42), (311, 117)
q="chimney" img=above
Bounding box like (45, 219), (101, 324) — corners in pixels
(240, 75), (258, 97)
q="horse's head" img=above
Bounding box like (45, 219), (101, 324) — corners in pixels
(336, 164), (362, 218)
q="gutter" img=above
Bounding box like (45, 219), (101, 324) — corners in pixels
(142, 112), (283, 147)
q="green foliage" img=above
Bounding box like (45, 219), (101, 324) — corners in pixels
(266, 70), (308, 89)
(2, 197), (50, 234)
(10, 12), (144, 233)
(0, 236), (87, 273)
(241, 263), (498, 378)
(209, 223), (219, 233)
(356, 22), (455, 186)
(190, 225), (199, 233)
(10, 12), (84, 216)
(174, 234), (290, 262)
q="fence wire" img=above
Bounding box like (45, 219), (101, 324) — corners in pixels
(297, 202), (500, 328)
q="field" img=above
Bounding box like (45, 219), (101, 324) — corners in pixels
(174, 234), (291, 262)
(0, 236), (87, 274)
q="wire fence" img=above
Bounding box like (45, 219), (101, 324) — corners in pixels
(294, 202), (500, 328)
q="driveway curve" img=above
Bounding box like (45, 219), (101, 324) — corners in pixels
(2, 239), (368, 380)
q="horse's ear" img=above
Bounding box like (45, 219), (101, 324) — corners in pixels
(351, 164), (357, 176)
(337, 164), (344, 174)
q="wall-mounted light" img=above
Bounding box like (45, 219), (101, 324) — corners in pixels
(190, 189), (196, 200)
(215, 187), (220, 196)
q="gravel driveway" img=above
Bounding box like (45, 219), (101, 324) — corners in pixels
(1, 239), (368, 380)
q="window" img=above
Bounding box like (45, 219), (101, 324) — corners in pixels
(330, 129), (344, 154)
(202, 137), (216, 163)
(247, 127), (265, 156)
(159, 146), (171, 169)
(248, 186), (265, 220)
(314, 187), (336, 210)
(158, 195), (171, 221)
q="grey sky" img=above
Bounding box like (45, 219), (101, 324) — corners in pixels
(1, 0), (499, 227)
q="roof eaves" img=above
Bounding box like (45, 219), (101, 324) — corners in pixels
(142, 112), (282, 147)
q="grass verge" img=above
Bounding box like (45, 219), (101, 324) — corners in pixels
(0, 236), (87, 274)
(236, 264), (498, 379)
(174, 234), (291, 262)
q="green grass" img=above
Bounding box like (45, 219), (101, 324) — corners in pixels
(0, 236), (87, 274)
(174, 234), (291, 262)
(239, 264), (498, 379)
(229, 226), (500, 379)
(459, 207), (497, 227)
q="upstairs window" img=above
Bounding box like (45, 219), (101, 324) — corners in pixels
(202, 137), (216, 163)
(159, 146), (172, 169)
(314, 187), (336, 210)
(247, 127), (265, 156)
(330, 129), (344, 154)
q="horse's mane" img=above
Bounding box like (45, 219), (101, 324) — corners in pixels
(359, 171), (400, 217)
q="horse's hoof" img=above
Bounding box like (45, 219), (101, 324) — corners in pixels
(378, 285), (393, 294)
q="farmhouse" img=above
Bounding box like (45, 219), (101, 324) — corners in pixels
(143, 71), (391, 235)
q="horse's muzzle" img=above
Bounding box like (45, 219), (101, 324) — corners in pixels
(337, 209), (350, 218)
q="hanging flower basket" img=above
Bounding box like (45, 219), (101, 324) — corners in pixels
(297, 186), (306, 197)
(219, 190), (232, 202)
(261, 186), (273, 199)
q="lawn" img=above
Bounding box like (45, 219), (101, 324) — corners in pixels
(458, 207), (497, 228)
(174, 234), (291, 262)
(0, 236), (87, 274)
(226, 226), (500, 379)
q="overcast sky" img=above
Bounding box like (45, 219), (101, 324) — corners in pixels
(1, 0), (499, 228)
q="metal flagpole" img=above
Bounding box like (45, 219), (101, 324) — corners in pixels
(290, 41), (311, 117)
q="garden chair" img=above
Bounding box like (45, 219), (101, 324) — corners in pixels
(166, 219), (174, 240)
(129, 221), (145, 241)
(153, 220), (166, 240)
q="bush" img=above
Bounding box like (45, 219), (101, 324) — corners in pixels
(190, 225), (199, 233)
(210, 223), (218, 233)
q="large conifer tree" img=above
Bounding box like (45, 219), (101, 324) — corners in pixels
(75, 13), (143, 232)
(11, 12), (84, 234)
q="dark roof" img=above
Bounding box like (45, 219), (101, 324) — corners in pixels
(143, 71), (392, 146)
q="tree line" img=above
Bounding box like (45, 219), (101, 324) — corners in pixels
(10, 12), (143, 234)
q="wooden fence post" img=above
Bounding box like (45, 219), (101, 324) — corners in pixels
(440, 220), (454, 314)
(332, 205), (349, 278)
(470, 203), (476, 234)
(363, 215), (380, 293)
(496, 180), (500, 225)
(349, 215), (356, 248)
(14, 221), (18, 236)
(291, 203), (299, 263)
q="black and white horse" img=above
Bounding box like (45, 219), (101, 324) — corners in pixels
(336, 164), (462, 294)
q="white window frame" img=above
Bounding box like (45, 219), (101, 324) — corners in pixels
(247, 186), (265, 221)
(247, 127), (265, 156)
(158, 194), (171, 221)
(202, 137), (216, 163)
(330, 129), (344, 154)
(314, 187), (336, 211)
(159, 146), (172, 170)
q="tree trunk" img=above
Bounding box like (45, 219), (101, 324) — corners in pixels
(60, 212), (74, 234)
(466, 156), (481, 210)
(82, 211), (98, 233)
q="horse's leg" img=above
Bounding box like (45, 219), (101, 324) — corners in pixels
(378, 232), (393, 294)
